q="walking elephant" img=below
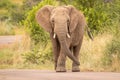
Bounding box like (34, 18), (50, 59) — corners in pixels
(36, 5), (93, 72)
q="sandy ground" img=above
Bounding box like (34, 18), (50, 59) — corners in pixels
(0, 69), (120, 80)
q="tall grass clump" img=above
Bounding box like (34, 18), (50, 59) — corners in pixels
(80, 33), (113, 71)
(0, 22), (15, 35)
(102, 27), (120, 72)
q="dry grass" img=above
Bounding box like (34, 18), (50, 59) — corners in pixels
(80, 33), (113, 71)
(0, 22), (14, 35)
(65, 33), (113, 71)
(10, 0), (23, 5)
(0, 9), (8, 13)
(111, 56), (120, 72)
(0, 21), (27, 35)
(0, 34), (31, 68)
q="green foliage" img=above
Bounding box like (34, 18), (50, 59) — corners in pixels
(23, 43), (53, 64)
(0, 0), (14, 9)
(23, 0), (57, 44)
(22, 0), (42, 11)
(23, 0), (57, 63)
(0, 0), (25, 24)
(0, 0), (15, 21)
(9, 6), (25, 24)
(58, 0), (115, 33)
(0, 12), (9, 21)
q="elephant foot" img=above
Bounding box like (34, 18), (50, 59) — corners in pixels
(56, 67), (66, 72)
(72, 66), (80, 72)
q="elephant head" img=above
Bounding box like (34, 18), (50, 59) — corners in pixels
(35, 5), (85, 65)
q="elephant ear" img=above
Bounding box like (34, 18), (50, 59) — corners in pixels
(66, 5), (86, 33)
(36, 5), (54, 33)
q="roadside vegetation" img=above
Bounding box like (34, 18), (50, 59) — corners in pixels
(0, 0), (120, 72)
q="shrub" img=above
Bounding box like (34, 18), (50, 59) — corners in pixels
(0, 0), (16, 21)
(58, 0), (113, 34)
(24, 0), (58, 44)
(0, 0), (14, 9)
(22, 44), (53, 64)
(9, 5), (25, 24)
(23, 0), (58, 64)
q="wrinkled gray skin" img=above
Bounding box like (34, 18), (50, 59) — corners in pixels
(36, 5), (90, 72)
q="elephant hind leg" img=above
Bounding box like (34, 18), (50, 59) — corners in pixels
(72, 43), (82, 72)
(69, 46), (79, 72)
(72, 37), (83, 72)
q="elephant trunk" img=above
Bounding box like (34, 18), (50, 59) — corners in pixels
(56, 32), (80, 65)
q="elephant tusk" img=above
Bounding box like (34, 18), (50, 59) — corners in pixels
(67, 33), (71, 38)
(53, 33), (56, 39)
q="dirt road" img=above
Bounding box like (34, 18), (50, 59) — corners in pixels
(0, 36), (22, 44)
(0, 35), (23, 48)
(0, 70), (120, 80)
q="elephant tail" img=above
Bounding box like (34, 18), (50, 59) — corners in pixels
(86, 25), (93, 40)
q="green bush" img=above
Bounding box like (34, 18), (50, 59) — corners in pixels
(24, 0), (57, 44)
(58, 0), (113, 33)
(0, 12), (9, 21)
(23, 0), (58, 64)
(0, 0), (14, 9)
(23, 44), (53, 64)
(0, 0), (16, 21)
(9, 5), (25, 24)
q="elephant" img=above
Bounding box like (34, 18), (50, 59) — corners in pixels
(36, 5), (93, 72)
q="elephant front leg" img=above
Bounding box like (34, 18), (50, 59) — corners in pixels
(52, 42), (60, 70)
(56, 50), (66, 72)
(50, 33), (60, 70)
